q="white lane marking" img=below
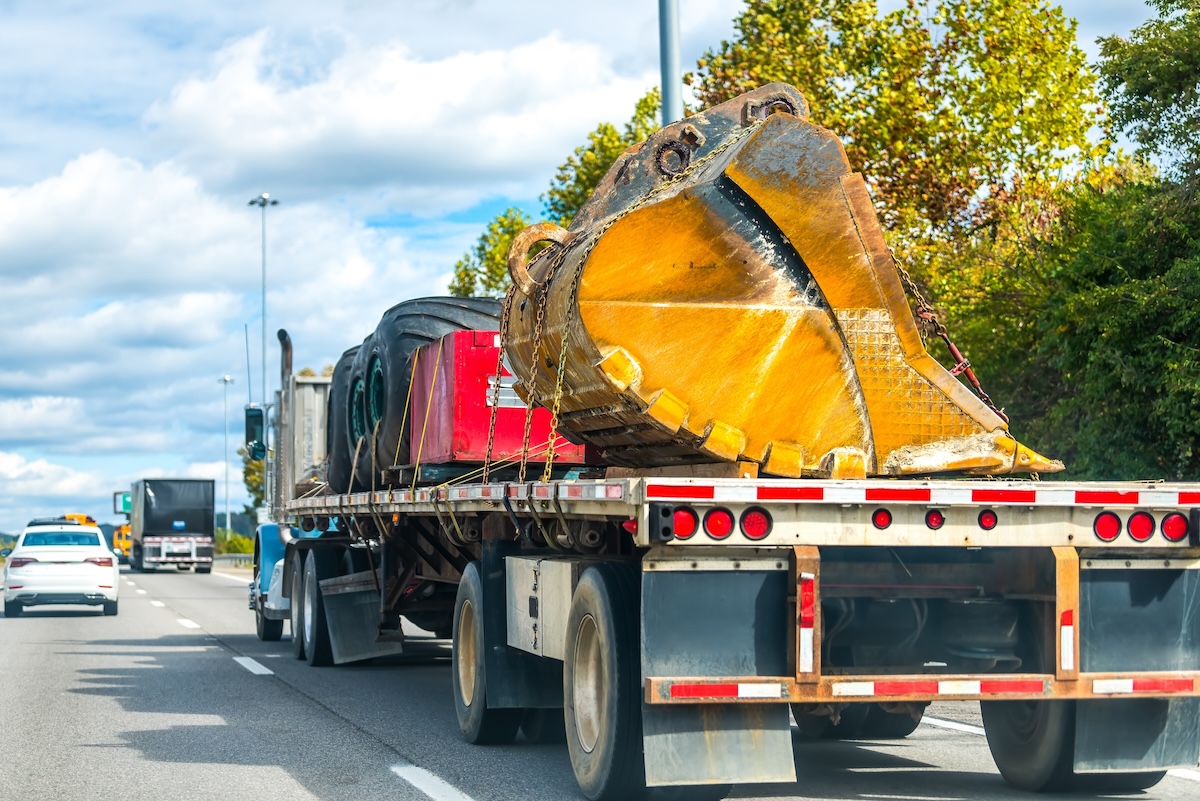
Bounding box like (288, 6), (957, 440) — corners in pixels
(923, 717), (1200, 782)
(390, 762), (476, 801)
(213, 571), (253, 584)
(177, 619), (200, 629)
(150, 601), (165, 608)
(233, 657), (273, 675)
(922, 716), (986, 736)
(124, 580), (136, 586)
(136, 589), (147, 595)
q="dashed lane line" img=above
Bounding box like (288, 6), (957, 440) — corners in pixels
(212, 571), (252, 584)
(136, 589), (147, 595)
(922, 717), (1200, 782)
(233, 656), (273, 675)
(176, 618), (200, 629)
(390, 763), (476, 801)
(150, 601), (165, 608)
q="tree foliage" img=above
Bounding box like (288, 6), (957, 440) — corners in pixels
(1098, 0), (1200, 180)
(687, 0), (1099, 236)
(239, 443), (264, 514)
(447, 207), (533, 298)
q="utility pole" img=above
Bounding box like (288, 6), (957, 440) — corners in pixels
(248, 193), (278, 521)
(219, 375), (234, 532)
(658, 0), (683, 126)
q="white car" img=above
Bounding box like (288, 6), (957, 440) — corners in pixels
(2, 519), (121, 617)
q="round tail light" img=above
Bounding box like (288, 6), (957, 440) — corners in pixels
(978, 509), (999, 530)
(1162, 513), (1189, 542)
(673, 508), (698, 539)
(872, 509), (892, 530)
(1127, 511), (1155, 542)
(740, 508), (772, 540)
(703, 508), (735, 539)
(1093, 511), (1121, 542)
(925, 509), (946, 530)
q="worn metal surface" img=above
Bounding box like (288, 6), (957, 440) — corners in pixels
(503, 83), (1059, 479)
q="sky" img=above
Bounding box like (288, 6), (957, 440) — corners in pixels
(0, 1), (1157, 532)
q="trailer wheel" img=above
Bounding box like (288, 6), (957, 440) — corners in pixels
(256, 603), (284, 641)
(521, 708), (566, 744)
(131, 545), (144, 573)
(289, 550), (306, 659)
(452, 562), (521, 744)
(860, 703), (924, 739)
(790, 702), (869, 739)
(564, 563), (644, 801)
(302, 551), (335, 666)
(196, 565), (212, 574)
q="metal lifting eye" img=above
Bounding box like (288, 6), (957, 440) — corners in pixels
(656, 141), (691, 177)
(744, 95), (799, 124)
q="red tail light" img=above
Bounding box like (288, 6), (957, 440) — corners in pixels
(7, 557), (37, 568)
(1127, 512), (1155, 542)
(871, 509), (892, 530)
(703, 509), (735, 540)
(673, 508), (698, 539)
(1093, 511), (1121, 542)
(621, 519), (637, 535)
(978, 509), (999, 530)
(85, 557), (114, 567)
(740, 508), (772, 540)
(1162, 513), (1189, 542)
(925, 509), (946, 530)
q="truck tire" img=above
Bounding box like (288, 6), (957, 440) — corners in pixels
(790, 702), (869, 739)
(325, 345), (360, 494)
(452, 561), (522, 744)
(102, 599), (118, 616)
(860, 703), (923, 739)
(564, 563), (644, 801)
(257, 604), (284, 641)
(347, 341), (376, 491)
(302, 550), (336, 666)
(4, 600), (21, 617)
(196, 565), (212, 574)
(521, 708), (566, 744)
(131, 545), (144, 573)
(290, 550), (306, 659)
(366, 297), (501, 472)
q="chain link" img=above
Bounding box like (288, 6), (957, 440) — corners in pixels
(482, 292), (511, 483)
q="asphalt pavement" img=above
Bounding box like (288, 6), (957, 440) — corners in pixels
(1, 565), (1198, 801)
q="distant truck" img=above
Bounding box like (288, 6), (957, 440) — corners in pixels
(128, 479), (215, 573)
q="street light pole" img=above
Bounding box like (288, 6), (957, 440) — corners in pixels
(247, 193), (279, 407)
(219, 375), (234, 533)
(658, 0), (683, 125)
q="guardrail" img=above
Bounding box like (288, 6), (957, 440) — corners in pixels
(213, 553), (253, 568)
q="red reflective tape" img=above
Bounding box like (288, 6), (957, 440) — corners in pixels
(980, 680), (1044, 694)
(566, 486), (583, 499)
(1179, 492), (1200, 505)
(799, 579), (815, 628)
(972, 489), (1037, 504)
(757, 486), (824, 501)
(1132, 678), (1194, 693)
(1061, 609), (1074, 626)
(1075, 490), (1139, 505)
(669, 683), (738, 699)
(865, 488), (931, 502)
(647, 485), (715, 500)
(874, 681), (939, 696)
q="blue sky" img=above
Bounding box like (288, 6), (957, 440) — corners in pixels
(0, 1), (1158, 531)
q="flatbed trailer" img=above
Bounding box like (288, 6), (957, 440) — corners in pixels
(274, 475), (1200, 797)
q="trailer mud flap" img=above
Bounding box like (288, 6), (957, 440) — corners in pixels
(641, 567), (795, 785)
(1074, 565), (1200, 771)
(320, 571), (405, 665)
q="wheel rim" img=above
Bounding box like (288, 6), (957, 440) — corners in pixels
(290, 562), (302, 634)
(367, 356), (385, 430)
(571, 613), (604, 754)
(303, 561), (317, 646)
(457, 599), (477, 707)
(349, 378), (367, 443)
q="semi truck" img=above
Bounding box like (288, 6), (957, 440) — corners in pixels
(251, 84), (1200, 799)
(129, 478), (215, 573)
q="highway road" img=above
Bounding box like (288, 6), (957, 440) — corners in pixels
(2, 565), (1198, 801)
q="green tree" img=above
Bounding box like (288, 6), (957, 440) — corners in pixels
(688, 0), (1099, 237)
(239, 444), (265, 514)
(1098, 0), (1200, 180)
(447, 207), (533, 298)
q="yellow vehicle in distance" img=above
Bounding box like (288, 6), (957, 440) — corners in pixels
(111, 524), (132, 563)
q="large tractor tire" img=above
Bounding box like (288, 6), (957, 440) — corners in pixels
(452, 561), (522, 744)
(365, 298), (501, 472)
(347, 339), (376, 491)
(325, 345), (360, 494)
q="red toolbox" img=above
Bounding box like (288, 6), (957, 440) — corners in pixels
(408, 330), (592, 466)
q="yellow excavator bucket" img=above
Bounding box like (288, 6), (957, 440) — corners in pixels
(503, 84), (1061, 479)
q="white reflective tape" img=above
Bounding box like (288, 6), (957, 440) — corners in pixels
(928, 488), (973, 505)
(738, 683), (783, 699)
(832, 682), (875, 697)
(799, 628), (814, 673)
(938, 680), (981, 695)
(1061, 625), (1075, 671)
(1093, 679), (1135, 694)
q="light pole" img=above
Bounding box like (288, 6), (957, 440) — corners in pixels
(220, 375), (234, 533)
(247, 193), (279, 407)
(658, 0), (683, 125)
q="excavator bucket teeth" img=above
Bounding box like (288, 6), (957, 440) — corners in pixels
(503, 83), (1060, 478)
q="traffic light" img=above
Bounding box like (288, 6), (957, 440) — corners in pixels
(244, 405), (267, 461)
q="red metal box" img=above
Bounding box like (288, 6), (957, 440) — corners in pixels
(409, 330), (592, 466)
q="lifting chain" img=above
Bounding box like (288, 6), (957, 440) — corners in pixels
(890, 250), (1008, 424)
(482, 291), (511, 484)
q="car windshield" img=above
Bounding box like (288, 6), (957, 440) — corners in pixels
(21, 532), (101, 547)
